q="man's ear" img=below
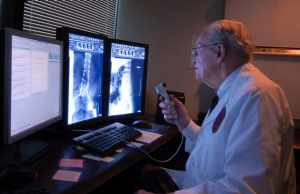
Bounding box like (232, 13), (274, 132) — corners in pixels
(216, 43), (226, 63)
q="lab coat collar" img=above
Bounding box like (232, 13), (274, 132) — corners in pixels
(201, 63), (257, 129)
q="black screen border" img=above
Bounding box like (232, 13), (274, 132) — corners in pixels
(55, 27), (109, 131)
(0, 28), (63, 144)
(103, 38), (149, 123)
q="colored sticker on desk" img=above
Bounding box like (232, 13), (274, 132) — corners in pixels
(126, 141), (144, 147)
(59, 159), (83, 168)
(115, 148), (124, 152)
(135, 130), (162, 143)
(82, 153), (115, 162)
(76, 146), (86, 151)
(52, 170), (81, 182)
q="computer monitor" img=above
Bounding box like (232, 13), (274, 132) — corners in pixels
(105, 38), (149, 122)
(0, 28), (63, 145)
(56, 27), (108, 130)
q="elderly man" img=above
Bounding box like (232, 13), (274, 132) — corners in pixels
(135, 20), (296, 194)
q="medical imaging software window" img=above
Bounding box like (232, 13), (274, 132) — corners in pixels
(109, 43), (146, 116)
(68, 33), (104, 125)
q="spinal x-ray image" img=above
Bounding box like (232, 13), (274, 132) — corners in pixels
(68, 50), (103, 124)
(109, 58), (134, 115)
(108, 57), (145, 116)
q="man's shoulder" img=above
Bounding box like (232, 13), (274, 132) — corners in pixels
(235, 63), (281, 93)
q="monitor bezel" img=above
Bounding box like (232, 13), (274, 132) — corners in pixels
(0, 28), (63, 144)
(104, 38), (149, 122)
(55, 27), (109, 131)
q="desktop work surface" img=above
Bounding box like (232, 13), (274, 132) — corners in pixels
(4, 116), (180, 194)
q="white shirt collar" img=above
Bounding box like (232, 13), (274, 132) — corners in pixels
(217, 64), (245, 100)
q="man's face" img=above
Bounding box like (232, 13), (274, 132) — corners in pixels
(192, 41), (218, 87)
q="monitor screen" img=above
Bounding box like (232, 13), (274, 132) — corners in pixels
(105, 39), (149, 121)
(0, 28), (63, 144)
(56, 27), (108, 130)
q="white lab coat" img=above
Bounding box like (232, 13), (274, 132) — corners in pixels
(165, 63), (296, 194)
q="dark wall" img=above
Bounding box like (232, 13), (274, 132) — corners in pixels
(0, 0), (24, 29)
(116, 0), (225, 119)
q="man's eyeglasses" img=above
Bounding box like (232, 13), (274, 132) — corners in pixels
(191, 43), (219, 57)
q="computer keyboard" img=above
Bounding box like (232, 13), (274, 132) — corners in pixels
(72, 122), (142, 157)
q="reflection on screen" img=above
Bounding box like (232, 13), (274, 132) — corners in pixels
(11, 35), (61, 137)
(67, 33), (104, 125)
(108, 43), (146, 116)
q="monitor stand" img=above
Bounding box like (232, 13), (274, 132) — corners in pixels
(0, 139), (55, 168)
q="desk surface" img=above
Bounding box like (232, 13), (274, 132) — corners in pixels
(12, 115), (179, 194)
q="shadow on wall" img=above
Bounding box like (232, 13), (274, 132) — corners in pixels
(197, 82), (214, 120)
(205, 0), (226, 23)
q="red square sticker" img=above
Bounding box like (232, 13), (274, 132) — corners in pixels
(59, 159), (83, 168)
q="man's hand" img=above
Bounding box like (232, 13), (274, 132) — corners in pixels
(159, 95), (191, 129)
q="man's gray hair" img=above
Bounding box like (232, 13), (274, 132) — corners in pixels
(202, 20), (255, 62)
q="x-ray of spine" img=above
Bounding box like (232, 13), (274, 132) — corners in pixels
(68, 50), (99, 124)
(109, 58), (134, 115)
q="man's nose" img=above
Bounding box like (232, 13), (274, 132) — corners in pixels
(191, 57), (196, 64)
